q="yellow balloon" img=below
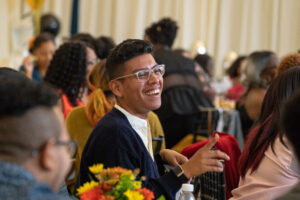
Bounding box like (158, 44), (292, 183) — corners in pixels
(25, 0), (45, 10)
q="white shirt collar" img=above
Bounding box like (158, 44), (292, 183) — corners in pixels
(114, 105), (153, 159)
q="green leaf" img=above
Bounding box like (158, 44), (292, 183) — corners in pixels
(157, 195), (166, 200)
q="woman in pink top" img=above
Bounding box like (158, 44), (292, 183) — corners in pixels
(230, 66), (300, 200)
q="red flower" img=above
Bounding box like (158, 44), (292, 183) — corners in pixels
(137, 188), (155, 200)
(80, 186), (103, 200)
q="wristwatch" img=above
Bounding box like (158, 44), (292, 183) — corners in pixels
(172, 165), (189, 182)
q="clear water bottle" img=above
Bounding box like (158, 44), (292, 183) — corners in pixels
(179, 184), (195, 200)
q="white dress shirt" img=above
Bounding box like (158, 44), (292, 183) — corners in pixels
(114, 104), (153, 159)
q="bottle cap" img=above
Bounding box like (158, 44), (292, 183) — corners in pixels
(182, 183), (194, 192)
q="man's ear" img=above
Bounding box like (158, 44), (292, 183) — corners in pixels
(39, 139), (57, 171)
(109, 80), (123, 98)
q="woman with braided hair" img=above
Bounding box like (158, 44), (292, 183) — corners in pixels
(44, 41), (97, 119)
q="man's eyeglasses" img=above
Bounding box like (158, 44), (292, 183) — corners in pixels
(113, 64), (165, 82)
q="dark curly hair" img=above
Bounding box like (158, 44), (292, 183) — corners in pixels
(0, 67), (28, 81)
(44, 42), (87, 106)
(0, 77), (59, 117)
(145, 17), (178, 48)
(275, 53), (300, 77)
(94, 36), (115, 59)
(69, 33), (96, 51)
(106, 39), (153, 80)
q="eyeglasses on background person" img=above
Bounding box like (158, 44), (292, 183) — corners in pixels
(31, 139), (78, 159)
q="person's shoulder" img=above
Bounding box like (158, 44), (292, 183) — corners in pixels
(276, 182), (300, 200)
(246, 88), (266, 104)
(91, 108), (131, 139)
(66, 106), (86, 121)
(31, 188), (71, 200)
(97, 108), (127, 127)
(147, 111), (159, 121)
(86, 109), (142, 152)
(66, 106), (92, 140)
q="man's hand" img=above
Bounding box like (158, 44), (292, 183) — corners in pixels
(159, 149), (189, 166)
(181, 134), (230, 178)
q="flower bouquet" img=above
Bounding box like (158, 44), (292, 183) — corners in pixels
(77, 164), (165, 200)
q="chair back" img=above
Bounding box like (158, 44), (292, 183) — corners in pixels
(193, 160), (226, 200)
(182, 131), (241, 199)
(192, 107), (219, 142)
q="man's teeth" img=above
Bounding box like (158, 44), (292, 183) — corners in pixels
(146, 89), (160, 95)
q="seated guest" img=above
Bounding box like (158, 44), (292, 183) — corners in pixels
(277, 90), (300, 200)
(66, 60), (166, 191)
(44, 41), (97, 118)
(230, 66), (300, 200)
(94, 36), (116, 59)
(69, 33), (95, 48)
(173, 48), (192, 59)
(145, 18), (213, 148)
(226, 56), (247, 102)
(238, 51), (279, 138)
(76, 39), (230, 200)
(275, 53), (300, 77)
(0, 74), (74, 199)
(194, 53), (216, 102)
(20, 33), (56, 83)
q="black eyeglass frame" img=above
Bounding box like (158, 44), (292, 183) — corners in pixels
(31, 139), (78, 158)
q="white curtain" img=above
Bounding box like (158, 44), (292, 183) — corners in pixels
(1, 0), (300, 76)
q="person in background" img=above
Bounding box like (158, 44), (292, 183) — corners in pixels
(231, 66), (300, 200)
(238, 51), (279, 139)
(69, 33), (97, 52)
(275, 53), (300, 77)
(194, 53), (216, 102)
(65, 60), (114, 191)
(0, 70), (74, 199)
(226, 56), (247, 102)
(173, 48), (192, 59)
(40, 13), (60, 38)
(145, 18), (213, 148)
(277, 90), (300, 200)
(44, 41), (97, 119)
(194, 54), (214, 78)
(20, 33), (56, 83)
(94, 36), (116, 59)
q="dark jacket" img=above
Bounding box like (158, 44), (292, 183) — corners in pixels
(76, 108), (185, 199)
(0, 160), (67, 200)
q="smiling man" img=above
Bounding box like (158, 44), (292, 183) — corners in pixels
(77, 39), (229, 199)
